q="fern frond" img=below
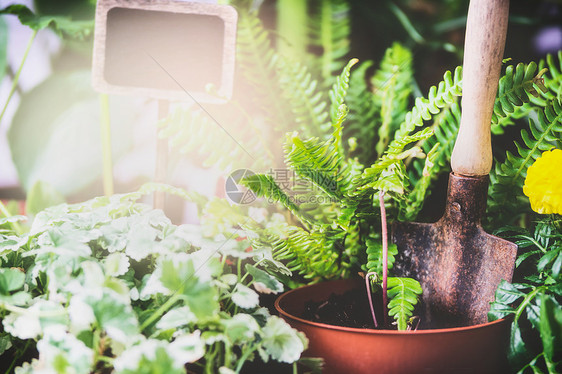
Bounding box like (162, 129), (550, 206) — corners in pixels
(329, 58), (358, 124)
(344, 60), (378, 164)
(278, 59), (329, 137)
(488, 99), (562, 226)
(399, 142), (440, 221)
(372, 42), (414, 157)
(285, 133), (346, 199)
(236, 8), (295, 133)
(537, 51), (562, 104)
(365, 238), (398, 274)
(309, 0), (351, 83)
(387, 276), (423, 331)
(492, 62), (548, 124)
(355, 127), (432, 192)
(157, 106), (271, 171)
(250, 224), (344, 279)
(390, 66), (462, 144)
(241, 173), (312, 225)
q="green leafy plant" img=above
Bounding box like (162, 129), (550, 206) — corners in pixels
(0, 185), (309, 373)
(489, 218), (562, 373)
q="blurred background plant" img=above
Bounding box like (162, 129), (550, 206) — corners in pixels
(0, 0), (561, 218)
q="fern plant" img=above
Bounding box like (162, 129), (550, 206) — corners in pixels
(487, 53), (562, 227)
(308, 0), (351, 85)
(239, 55), (430, 329)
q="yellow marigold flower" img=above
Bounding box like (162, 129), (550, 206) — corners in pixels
(523, 148), (562, 214)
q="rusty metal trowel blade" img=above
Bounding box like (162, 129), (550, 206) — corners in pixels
(392, 173), (517, 328)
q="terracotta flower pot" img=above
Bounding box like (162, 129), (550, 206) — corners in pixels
(275, 278), (510, 374)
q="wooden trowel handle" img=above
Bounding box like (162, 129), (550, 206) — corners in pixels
(451, 0), (509, 177)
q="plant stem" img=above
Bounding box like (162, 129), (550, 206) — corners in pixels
(4, 339), (32, 374)
(276, 0), (308, 61)
(386, 2), (425, 44)
(0, 30), (37, 124)
(139, 293), (181, 331)
(364, 271), (378, 328)
(379, 191), (388, 326)
(99, 94), (114, 196)
(235, 346), (258, 373)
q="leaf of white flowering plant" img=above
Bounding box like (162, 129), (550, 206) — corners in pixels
(159, 256), (219, 319)
(3, 300), (68, 340)
(231, 283), (260, 309)
(251, 248), (292, 276)
(222, 313), (260, 344)
(0, 215), (27, 226)
(125, 223), (159, 261)
(34, 228), (91, 257)
(98, 217), (128, 253)
(104, 252), (130, 277)
(155, 306), (196, 330)
(0, 268), (25, 294)
(68, 295), (95, 332)
(201, 330), (226, 345)
(0, 234), (29, 253)
(261, 316), (307, 363)
(219, 367), (237, 374)
(0, 333), (13, 355)
(115, 342), (185, 374)
(245, 264), (284, 294)
(114, 333), (204, 374)
(29, 204), (69, 235)
(251, 307), (272, 327)
(78, 290), (139, 344)
(81, 261), (105, 289)
(167, 331), (205, 364)
(35, 326), (94, 374)
(220, 273), (239, 286)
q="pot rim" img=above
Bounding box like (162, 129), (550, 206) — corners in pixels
(275, 278), (509, 335)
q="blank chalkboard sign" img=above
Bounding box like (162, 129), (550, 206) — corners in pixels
(92, 0), (237, 103)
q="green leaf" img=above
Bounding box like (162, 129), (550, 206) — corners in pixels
(85, 291), (139, 344)
(160, 257), (219, 319)
(0, 334), (12, 356)
(261, 316), (307, 363)
(245, 264), (284, 294)
(365, 239), (398, 274)
(26, 180), (65, 216)
(539, 294), (562, 364)
(509, 322), (530, 368)
(36, 329), (94, 374)
(115, 333), (204, 373)
(231, 283), (260, 309)
(125, 223), (159, 261)
(0, 5), (93, 38)
(0, 268), (25, 294)
(116, 345), (185, 374)
(155, 306), (196, 331)
(386, 277), (423, 330)
(495, 280), (526, 305)
(222, 313), (259, 344)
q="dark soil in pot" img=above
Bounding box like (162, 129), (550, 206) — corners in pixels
(302, 285), (379, 329)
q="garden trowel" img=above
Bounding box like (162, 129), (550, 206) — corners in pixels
(392, 0), (518, 328)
